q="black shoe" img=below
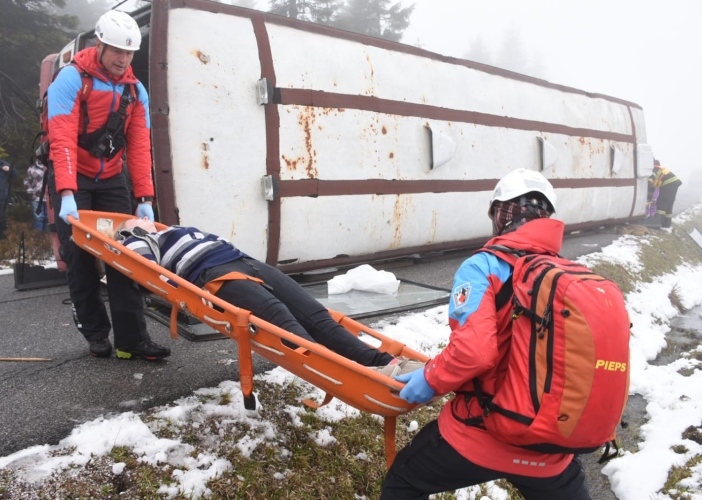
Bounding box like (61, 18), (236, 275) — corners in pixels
(116, 340), (171, 361)
(89, 338), (112, 358)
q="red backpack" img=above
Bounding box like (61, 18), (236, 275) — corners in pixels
(35, 64), (93, 166)
(471, 245), (631, 460)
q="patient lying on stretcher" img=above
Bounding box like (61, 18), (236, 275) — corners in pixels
(113, 218), (424, 377)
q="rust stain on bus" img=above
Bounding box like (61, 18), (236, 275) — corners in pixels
(191, 50), (211, 64)
(201, 142), (209, 169)
(296, 107), (319, 179)
(282, 154), (303, 171)
(430, 211), (438, 243)
(391, 196), (409, 249)
(578, 136), (606, 159)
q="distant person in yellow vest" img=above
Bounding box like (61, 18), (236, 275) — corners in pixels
(648, 159), (682, 229)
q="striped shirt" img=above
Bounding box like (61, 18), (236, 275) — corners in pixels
(119, 226), (248, 283)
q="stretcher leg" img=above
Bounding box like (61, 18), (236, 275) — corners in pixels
(169, 304), (179, 339)
(384, 416), (397, 469)
(236, 312), (256, 410)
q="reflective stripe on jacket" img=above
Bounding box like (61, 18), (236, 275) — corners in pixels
(649, 166), (681, 189)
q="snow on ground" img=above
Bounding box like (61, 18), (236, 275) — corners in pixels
(576, 237), (702, 499)
(2, 210), (702, 498)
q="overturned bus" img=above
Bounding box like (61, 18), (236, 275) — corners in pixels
(41, 0), (654, 274)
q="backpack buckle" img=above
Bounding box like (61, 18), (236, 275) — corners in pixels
(482, 400), (497, 417)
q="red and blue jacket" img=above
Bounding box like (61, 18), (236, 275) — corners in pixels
(47, 47), (154, 198)
(425, 218), (575, 477)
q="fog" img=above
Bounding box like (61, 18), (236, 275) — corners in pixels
(401, 0), (702, 188)
(117, 0), (701, 191)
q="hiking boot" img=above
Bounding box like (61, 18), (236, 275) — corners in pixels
(116, 340), (171, 361)
(89, 338), (112, 358)
(370, 357), (425, 378)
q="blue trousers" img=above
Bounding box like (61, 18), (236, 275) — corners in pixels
(31, 200), (49, 232)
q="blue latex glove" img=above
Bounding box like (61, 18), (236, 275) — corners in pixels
(59, 194), (79, 224)
(136, 203), (154, 221)
(395, 367), (436, 404)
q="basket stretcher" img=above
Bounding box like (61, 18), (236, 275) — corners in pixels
(70, 211), (431, 467)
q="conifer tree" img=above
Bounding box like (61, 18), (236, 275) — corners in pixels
(332, 0), (414, 42)
(268, 0), (342, 25)
(0, 0), (78, 159)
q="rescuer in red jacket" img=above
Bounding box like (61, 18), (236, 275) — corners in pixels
(46, 11), (169, 360)
(381, 169), (590, 500)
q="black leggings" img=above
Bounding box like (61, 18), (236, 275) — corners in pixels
(196, 259), (394, 367)
(381, 420), (591, 500)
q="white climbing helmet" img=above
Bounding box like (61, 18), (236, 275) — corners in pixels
(95, 11), (142, 51)
(489, 168), (557, 215)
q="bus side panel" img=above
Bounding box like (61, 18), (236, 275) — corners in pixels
(167, 9), (269, 260)
(278, 192), (493, 264)
(267, 23), (633, 135)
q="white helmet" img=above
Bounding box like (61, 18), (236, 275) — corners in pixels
(489, 168), (557, 215)
(95, 11), (141, 51)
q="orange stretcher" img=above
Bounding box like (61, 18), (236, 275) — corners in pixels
(69, 211), (431, 467)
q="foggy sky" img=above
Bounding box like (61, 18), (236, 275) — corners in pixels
(402, 0), (702, 185)
(119, 0), (701, 186)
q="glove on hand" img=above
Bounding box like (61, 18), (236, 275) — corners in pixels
(395, 367), (436, 404)
(136, 203), (154, 221)
(59, 195), (79, 224)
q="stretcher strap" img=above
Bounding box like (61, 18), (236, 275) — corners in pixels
(384, 416), (397, 469)
(385, 339), (407, 357)
(203, 271), (264, 295)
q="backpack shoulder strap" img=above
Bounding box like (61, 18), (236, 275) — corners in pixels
(77, 70), (93, 101)
(475, 245), (522, 311)
(68, 62), (94, 135)
(494, 275), (513, 311)
(478, 245), (559, 311)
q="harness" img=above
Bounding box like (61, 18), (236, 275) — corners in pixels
(77, 82), (135, 160)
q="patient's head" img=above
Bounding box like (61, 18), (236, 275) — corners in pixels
(113, 217), (157, 240)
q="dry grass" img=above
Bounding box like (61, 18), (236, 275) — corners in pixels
(0, 219), (54, 267)
(669, 285), (687, 313)
(660, 454), (702, 499)
(587, 211), (702, 294)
